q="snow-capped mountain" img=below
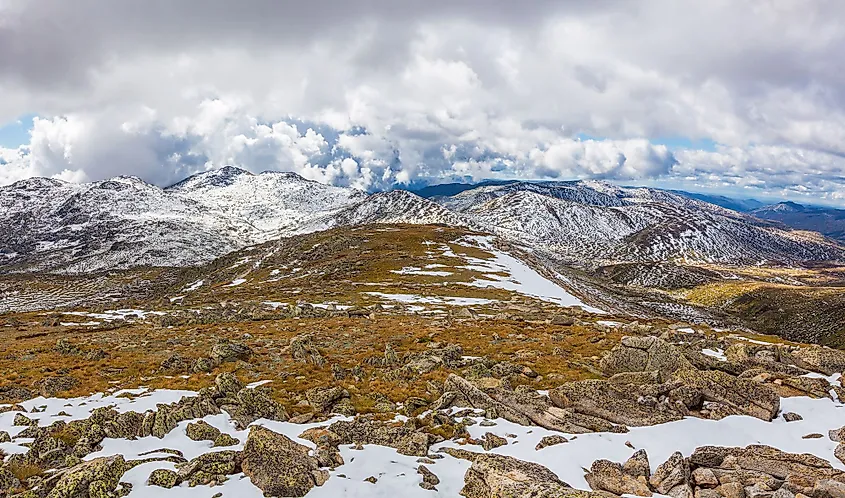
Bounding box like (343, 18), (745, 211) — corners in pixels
(438, 181), (845, 266)
(168, 166), (368, 233)
(0, 169), (458, 273)
(1, 171), (843, 273)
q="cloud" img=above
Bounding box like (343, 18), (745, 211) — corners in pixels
(1, 0), (845, 203)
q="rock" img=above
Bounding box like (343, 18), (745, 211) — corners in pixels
(481, 432), (508, 451)
(783, 412), (803, 422)
(830, 426), (845, 442)
(0, 467), (20, 494)
(290, 334), (325, 366)
(535, 435), (568, 450)
(325, 417), (431, 457)
(418, 465), (440, 490)
(396, 432), (431, 457)
(791, 345), (845, 376)
(550, 315), (576, 326)
(148, 468), (178, 488)
(235, 386), (289, 424)
(14, 413), (36, 426)
(609, 371), (662, 384)
(650, 452), (690, 495)
(836, 444), (845, 466)
(691, 467), (719, 487)
(242, 426), (327, 497)
(689, 445), (845, 485)
(585, 458), (653, 496)
(601, 336), (692, 381)
(160, 353), (187, 371)
(210, 339), (253, 363)
(623, 449), (651, 479)
(214, 372), (243, 397)
(717, 482), (746, 498)
(0, 385), (34, 403)
(192, 357), (214, 373)
(0, 431), (10, 443)
(671, 369), (780, 421)
(55, 339), (81, 356)
(406, 355), (443, 375)
(455, 451), (590, 498)
(38, 376), (79, 397)
(306, 386), (350, 413)
(185, 420), (222, 442)
(441, 374), (623, 433)
(213, 433), (240, 447)
(46, 455), (126, 498)
(550, 379), (684, 427)
(175, 450), (241, 486)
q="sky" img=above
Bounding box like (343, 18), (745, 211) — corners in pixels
(1, 1), (844, 206)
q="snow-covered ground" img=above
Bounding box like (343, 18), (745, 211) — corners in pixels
(3, 384), (843, 497)
(363, 292), (494, 307)
(453, 236), (605, 313)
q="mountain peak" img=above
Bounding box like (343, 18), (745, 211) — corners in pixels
(167, 166), (254, 191)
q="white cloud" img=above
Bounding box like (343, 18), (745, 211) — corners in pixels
(0, 1), (844, 203)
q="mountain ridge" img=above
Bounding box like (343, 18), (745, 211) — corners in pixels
(1, 168), (843, 273)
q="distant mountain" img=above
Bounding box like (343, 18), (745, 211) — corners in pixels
(0, 168), (367, 273)
(412, 180), (518, 199)
(436, 180), (844, 266)
(670, 191), (765, 212)
(1, 169), (842, 273)
(751, 202), (845, 242)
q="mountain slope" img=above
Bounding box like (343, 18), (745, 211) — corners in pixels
(2, 170), (843, 274)
(441, 182), (845, 266)
(751, 202), (845, 242)
(297, 190), (468, 234)
(0, 168), (370, 273)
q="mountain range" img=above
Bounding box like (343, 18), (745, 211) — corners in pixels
(1, 167), (843, 273)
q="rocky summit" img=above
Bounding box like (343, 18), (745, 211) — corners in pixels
(0, 181), (844, 497)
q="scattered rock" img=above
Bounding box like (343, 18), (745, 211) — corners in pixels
(38, 376), (79, 397)
(791, 345), (845, 376)
(418, 465), (440, 490)
(453, 451), (588, 498)
(481, 432), (508, 451)
(241, 426), (328, 497)
(46, 455), (127, 498)
(210, 339), (253, 364)
(783, 412), (803, 422)
(290, 334), (325, 366)
(185, 420), (222, 442)
(601, 336), (692, 381)
(535, 435), (568, 450)
(148, 468), (178, 488)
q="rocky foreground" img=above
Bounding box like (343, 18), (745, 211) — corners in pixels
(0, 321), (844, 498)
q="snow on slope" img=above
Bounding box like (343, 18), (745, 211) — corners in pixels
(2, 171), (843, 273)
(295, 190), (467, 235)
(447, 184), (845, 266)
(169, 167), (367, 234)
(0, 168), (369, 272)
(456, 235), (605, 313)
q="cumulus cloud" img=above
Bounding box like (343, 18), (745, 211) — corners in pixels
(1, 0), (845, 204)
